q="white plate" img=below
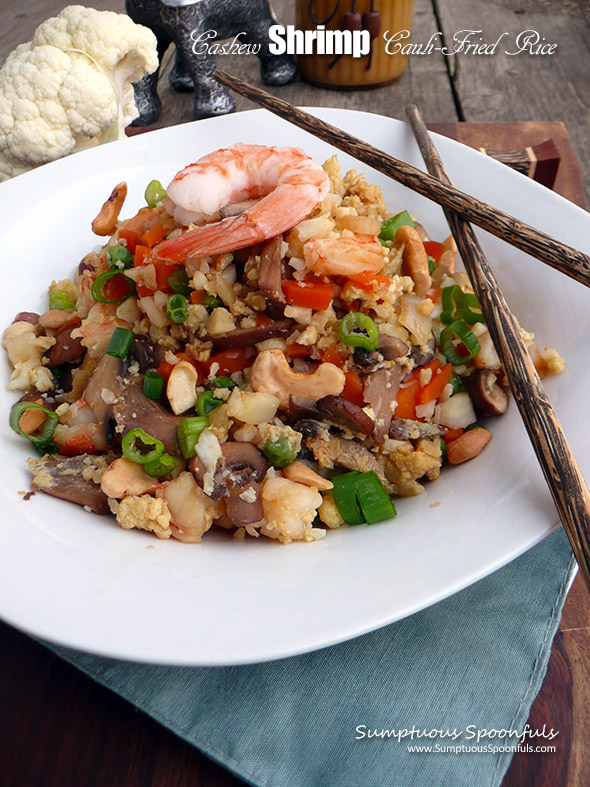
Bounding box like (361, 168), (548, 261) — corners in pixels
(0, 109), (588, 666)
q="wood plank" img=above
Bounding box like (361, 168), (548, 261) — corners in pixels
(0, 622), (244, 787)
(433, 0), (590, 203)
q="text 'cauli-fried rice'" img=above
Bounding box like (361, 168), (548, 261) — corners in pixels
(4, 143), (564, 544)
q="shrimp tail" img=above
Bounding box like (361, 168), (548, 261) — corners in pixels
(155, 216), (266, 261)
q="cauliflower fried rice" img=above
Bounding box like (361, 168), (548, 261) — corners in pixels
(3, 144), (564, 545)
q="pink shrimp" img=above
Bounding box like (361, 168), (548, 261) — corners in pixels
(155, 144), (330, 262)
(304, 235), (387, 276)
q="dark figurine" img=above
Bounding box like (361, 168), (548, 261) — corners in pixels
(126, 0), (297, 123)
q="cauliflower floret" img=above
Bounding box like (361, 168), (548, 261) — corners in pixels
(115, 494), (172, 540)
(2, 320), (55, 392)
(260, 477), (324, 544)
(0, 6), (158, 181)
(381, 439), (442, 497)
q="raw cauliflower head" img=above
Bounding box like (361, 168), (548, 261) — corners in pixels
(0, 5), (158, 181)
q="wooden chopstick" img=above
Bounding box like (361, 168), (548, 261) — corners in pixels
(405, 104), (590, 593)
(214, 70), (590, 288)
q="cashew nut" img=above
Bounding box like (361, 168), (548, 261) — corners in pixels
(38, 309), (73, 330)
(250, 349), (345, 408)
(282, 461), (333, 491)
(395, 224), (431, 297)
(447, 427), (492, 465)
(91, 182), (128, 236)
(166, 360), (198, 414)
(100, 457), (157, 498)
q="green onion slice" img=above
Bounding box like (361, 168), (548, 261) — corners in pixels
(165, 293), (189, 324)
(332, 472), (365, 526)
(9, 401), (59, 450)
(462, 293), (485, 325)
(91, 271), (135, 304)
(209, 375), (237, 390)
(262, 435), (297, 468)
(450, 373), (464, 395)
(105, 327), (134, 359)
(204, 294), (223, 311)
(145, 179), (167, 208)
(379, 210), (416, 243)
(144, 453), (176, 478)
(339, 312), (379, 352)
(167, 268), (192, 298)
(355, 471), (397, 524)
(196, 390), (224, 416)
(427, 256), (436, 275)
(440, 438), (448, 464)
(440, 321), (481, 364)
(441, 285), (484, 326)
(107, 244), (133, 271)
(49, 289), (75, 312)
(143, 370), (164, 401)
(121, 428), (164, 465)
(178, 416), (208, 459)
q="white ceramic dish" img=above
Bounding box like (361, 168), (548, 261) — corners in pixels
(0, 109), (588, 666)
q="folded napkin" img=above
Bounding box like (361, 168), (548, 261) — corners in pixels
(48, 527), (574, 787)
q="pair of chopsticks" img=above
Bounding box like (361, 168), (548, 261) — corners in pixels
(215, 70), (590, 592)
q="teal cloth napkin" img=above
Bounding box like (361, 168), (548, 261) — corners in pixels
(48, 528), (574, 787)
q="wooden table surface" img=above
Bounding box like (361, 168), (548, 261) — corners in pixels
(2, 1), (590, 785)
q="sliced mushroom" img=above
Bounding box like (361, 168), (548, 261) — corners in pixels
(364, 367), (403, 442)
(113, 386), (182, 456)
(409, 333), (436, 368)
(317, 395), (374, 435)
(82, 354), (124, 427)
(287, 396), (323, 422)
(352, 347), (381, 372)
(189, 441), (268, 525)
(207, 319), (293, 350)
(304, 430), (389, 488)
(389, 417), (442, 440)
(468, 369), (509, 416)
(47, 320), (84, 367)
(293, 418), (325, 440)
(28, 453), (114, 514)
(378, 335), (409, 360)
(124, 334), (155, 373)
(13, 312), (39, 325)
(259, 236), (286, 304)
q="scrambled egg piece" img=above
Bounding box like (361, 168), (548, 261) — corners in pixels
(381, 438), (442, 497)
(115, 494), (172, 539)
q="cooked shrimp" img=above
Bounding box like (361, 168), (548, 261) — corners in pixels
(155, 144), (330, 262)
(72, 304), (128, 359)
(304, 234), (386, 276)
(53, 423), (110, 455)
